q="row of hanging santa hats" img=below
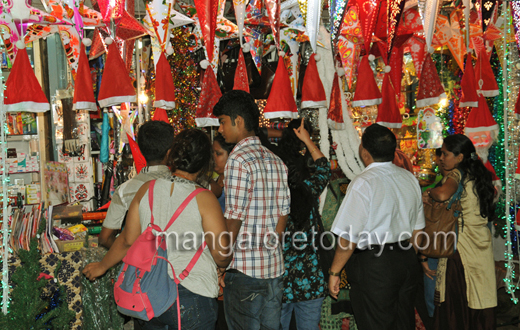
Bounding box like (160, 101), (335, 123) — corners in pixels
(4, 35), (177, 115)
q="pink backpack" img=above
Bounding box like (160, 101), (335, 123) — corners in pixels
(114, 180), (206, 326)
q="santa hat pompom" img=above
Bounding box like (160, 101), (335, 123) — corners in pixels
(427, 46), (435, 54)
(314, 53), (321, 62)
(105, 37), (113, 45)
(368, 54), (376, 62)
(279, 51), (286, 57)
(384, 65), (391, 73)
(516, 63), (520, 70)
(15, 40), (25, 49)
(336, 67), (345, 77)
(200, 59), (210, 69)
(165, 45), (174, 55)
(139, 75), (146, 86)
(242, 43), (250, 53)
(82, 38), (92, 47)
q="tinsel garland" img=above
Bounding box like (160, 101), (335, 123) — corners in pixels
(163, 27), (200, 134)
(318, 107), (331, 213)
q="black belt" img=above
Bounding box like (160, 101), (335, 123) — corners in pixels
(353, 240), (411, 254)
(226, 269), (242, 274)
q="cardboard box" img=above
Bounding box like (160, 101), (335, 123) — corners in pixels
(54, 236), (98, 252)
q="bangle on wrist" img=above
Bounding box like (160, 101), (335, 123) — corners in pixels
(419, 257), (428, 262)
(309, 146), (318, 154)
(328, 269), (341, 277)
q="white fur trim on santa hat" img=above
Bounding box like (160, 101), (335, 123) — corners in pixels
(82, 38), (92, 47)
(105, 37), (114, 45)
(416, 93), (447, 108)
(464, 123), (499, 133)
(98, 95), (136, 108)
(165, 46), (174, 55)
(336, 67), (345, 77)
(264, 111), (299, 120)
(301, 100), (327, 109)
(351, 97), (383, 108)
(477, 89), (499, 97)
(459, 100), (478, 108)
(15, 40), (25, 49)
(242, 43), (250, 53)
(200, 59), (210, 69)
(376, 121), (403, 129)
(368, 54), (375, 61)
(5, 101), (49, 113)
(384, 65), (391, 73)
(314, 54), (321, 62)
(72, 101), (97, 111)
(153, 100), (176, 109)
(195, 117), (220, 127)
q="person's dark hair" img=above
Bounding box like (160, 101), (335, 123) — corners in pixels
(443, 134), (495, 218)
(435, 148), (442, 157)
(361, 124), (396, 162)
(212, 90), (259, 132)
(167, 129), (213, 186)
(137, 120), (174, 163)
(214, 133), (235, 154)
(275, 119), (315, 230)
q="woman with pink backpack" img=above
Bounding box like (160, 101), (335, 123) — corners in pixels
(83, 128), (233, 329)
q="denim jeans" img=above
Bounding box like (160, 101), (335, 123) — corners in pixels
(223, 271), (283, 330)
(138, 284), (217, 330)
(424, 258), (438, 318)
(280, 297), (325, 330)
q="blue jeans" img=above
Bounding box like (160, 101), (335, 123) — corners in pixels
(424, 258), (438, 318)
(223, 271), (283, 330)
(138, 284), (217, 330)
(280, 297), (325, 330)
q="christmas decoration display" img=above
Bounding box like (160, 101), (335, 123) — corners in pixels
(4, 44), (49, 112)
(264, 57), (298, 119)
(196, 68), (221, 127)
(301, 53), (327, 109)
(73, 42), (97, 111)
(233, 48), (250, 92)
(153, 52), (176, 109)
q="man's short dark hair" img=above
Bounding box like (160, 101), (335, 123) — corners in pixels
(212, 90), (259, 132)
(137, 120), (174, 163)
(361, 124), (396, 162)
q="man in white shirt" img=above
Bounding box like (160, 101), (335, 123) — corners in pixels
(328, 124), (425, 330)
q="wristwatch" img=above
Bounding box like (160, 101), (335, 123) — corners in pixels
(328, 269), (341, 276)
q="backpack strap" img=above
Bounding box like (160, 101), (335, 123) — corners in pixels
(163, 187), (207, 231)
(148, 180), (157, 225)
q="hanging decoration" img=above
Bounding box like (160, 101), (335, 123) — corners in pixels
(337, 5), (363, 89)
(329, 0), (349, 44)
(301, 53), (327, 109)
(233, 0), (247, 46)
(153, 52), (176, 110)
(73, 41), (97, 111)
(113, 103), (137, 153)
(376, 71), (402, 128)
(233, 49), (250, 93)
(447, 10), (466, 71)
(423, 0), (440, 51)
(4, 44), (49, 112)
(195, 68), (221, 127)
(351, 55), (382, 107)
(416, 54), (446, 108)
(417, 107), (443, 149)
(327, 72), (345, 130)
(193, 0), (219, 63)
(386, 0), (406, 59)
(459, 53), (479, 108)
(264, 57), (298, 119)
(97, 40), (136, 108)
(152, 108), (170, 124)
(126, 134), (146, 174)
(475, 48), (499, 97)
(304, 0), (323, 53)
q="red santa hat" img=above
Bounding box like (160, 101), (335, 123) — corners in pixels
(127, 133), (147, 174)
(327, 72), (345, 130)
(459, 53), (479, 108)
(351, 55), (382, 107)
(73, 42), (97, 111)
(465, 95), (498, 134)
(98, 40), (136, 108)
(152, 108), (170, 124)
(376, 73), (402, 128)
(153, 52), (176, 109)
(264, 57), (298, 119)
(474, 48), (498, 97)
(195, 68), (221, 127)
(416, 54), (446, 108)
(301, 53), (327, 109)
(4, 46), (49, 112)
(233, 49), (249, 93)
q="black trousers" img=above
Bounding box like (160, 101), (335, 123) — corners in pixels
(347, 246), (420, 330)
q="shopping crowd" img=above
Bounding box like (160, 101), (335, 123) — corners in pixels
(83, 90), (497, 330)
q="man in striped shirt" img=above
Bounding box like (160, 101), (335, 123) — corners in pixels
(213, 90), (290, 330)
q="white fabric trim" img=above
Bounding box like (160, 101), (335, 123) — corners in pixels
(263, 111), (299, 119)
(416, 93), (446, 108)
(459, 101), (478, 108)
(98, 95), (136, 108)
(195, 117), (219, 127)
(464, 124), (499, 133)
(5, 102), (50, 112)
(318, 107), (330, 215)
(351, 97), (382, 108)
(301, 100), (327, 109)
(153, 100), (176, 110)
(376, 121), (403, 129)
(478, 89), (499, 97)
(327, 119), (345, 130)
(73, 101), (97, 111)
